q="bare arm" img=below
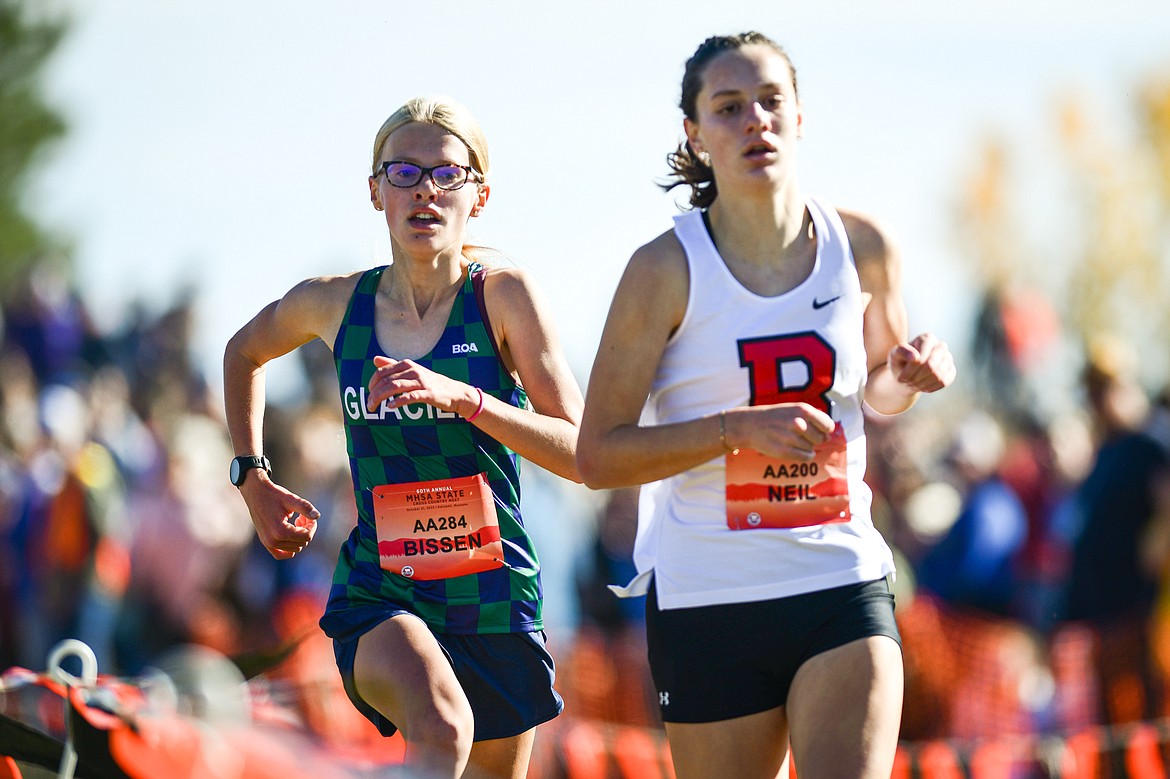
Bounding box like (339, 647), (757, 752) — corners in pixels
(844, 210), (956, 415)
(577, 233), (835, 490)
(223, 273), (357, 558)
(364, 266), (585, 482)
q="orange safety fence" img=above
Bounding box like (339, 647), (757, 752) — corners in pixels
(898, 591), (1170, 738)
(9, 662), (1170, 778)
(540, 591), (1170, 779)
(13, 591), (1170, 778)
(534, 718), (678, 779)
(539, 716), (1170, 779)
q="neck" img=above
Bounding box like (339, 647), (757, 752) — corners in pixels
(384, 249), (466, 319)
(707, 182), (809, 266)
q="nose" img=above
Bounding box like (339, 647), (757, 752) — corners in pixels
(413, 175), (440, 200)
(746, 101), (773, 133)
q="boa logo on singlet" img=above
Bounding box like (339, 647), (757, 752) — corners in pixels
(452, 343), (479, 354)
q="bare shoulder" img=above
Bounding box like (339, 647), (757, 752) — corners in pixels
(599, 226), (690, 336)
(274, 269), (367, 344)
(836, 208), (903, 296)
(618, 227), (689, 309)
(276, 269), (362, 313)
(287, 269), (365, 305)
(479, 262), (538, 300)
(631, 227), (688, 275)
(836, 208), (899, 265)
(475, 265), (553, 364)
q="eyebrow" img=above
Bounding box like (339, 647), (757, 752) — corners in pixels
(385, 157), (465, 166)
(708, 82), (787, 100)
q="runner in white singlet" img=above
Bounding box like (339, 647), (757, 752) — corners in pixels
(578, 32), (955, 779)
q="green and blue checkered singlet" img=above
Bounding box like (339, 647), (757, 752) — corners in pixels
(318, 263), (543, 637)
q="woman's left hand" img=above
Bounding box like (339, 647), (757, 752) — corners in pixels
(366, 354), (477, 416)
(887, 332), (956, 394)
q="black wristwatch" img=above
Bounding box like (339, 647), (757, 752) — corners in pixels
(230, 455), (271, 487)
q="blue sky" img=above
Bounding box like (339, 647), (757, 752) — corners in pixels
(29, 0), (1170, 402)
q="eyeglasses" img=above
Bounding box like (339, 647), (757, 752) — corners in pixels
(374, 161), (481, 191)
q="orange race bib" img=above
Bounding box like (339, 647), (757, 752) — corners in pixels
(373, 473), (505, 580)
(726, 424), (852, 530)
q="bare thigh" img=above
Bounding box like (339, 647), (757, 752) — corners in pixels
(352, 615), (472, 748)
(465, 729), (536, 779)
(351, 612), (475, 776)
(786, 635), (903, 779)
(353, 618), (537, 778)
(664, 708), (791, 779)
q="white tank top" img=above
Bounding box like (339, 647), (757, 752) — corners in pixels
(618, 196), (896, 609)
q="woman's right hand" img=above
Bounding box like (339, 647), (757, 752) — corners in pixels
(725, 402), (836, 459)
(239, 477), (320, 560)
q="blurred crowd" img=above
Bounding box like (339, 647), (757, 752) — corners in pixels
(4, 262), (1170, 770)
(0, 262), (354, 679)
(883, 334), (1170, 741)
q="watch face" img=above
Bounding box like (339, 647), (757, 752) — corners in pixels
(231, 456), (268, 486)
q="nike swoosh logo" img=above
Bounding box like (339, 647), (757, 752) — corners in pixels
(812, 295), (840, 310)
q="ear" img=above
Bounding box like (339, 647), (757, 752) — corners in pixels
(369, 176), (383, 211)
(795, 100), (805, 140)
(470, 183), (490, 218)
(683, 117), (704, 156)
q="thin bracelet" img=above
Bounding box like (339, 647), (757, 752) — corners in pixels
(466, 387), (485, 422)
(719, 409), (734, 453)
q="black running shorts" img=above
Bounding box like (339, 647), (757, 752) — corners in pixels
(645, 578), (900, 723)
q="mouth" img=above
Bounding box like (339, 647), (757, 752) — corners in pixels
(408, 210), (442, 228)
(743, 140), (777, 160)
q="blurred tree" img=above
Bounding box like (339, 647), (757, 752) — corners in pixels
(956, 137), (1018, 292)
(958, 136), (1062, 417)
(1142, 76), (1170, 211)
(1059, 93), (1165, 366)
(0, 0), (68, 291)
(957, 66), (1170, 407)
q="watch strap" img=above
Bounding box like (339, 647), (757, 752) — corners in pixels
(231, 455), (271, 487)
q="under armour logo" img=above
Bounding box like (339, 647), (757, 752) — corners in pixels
(659, 691), (670, 706)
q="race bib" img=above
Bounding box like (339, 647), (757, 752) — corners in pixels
(373, 473), (505, 580)
(726, 424), (851, 530)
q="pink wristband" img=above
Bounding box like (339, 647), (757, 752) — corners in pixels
(466, 387), (485, 421)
